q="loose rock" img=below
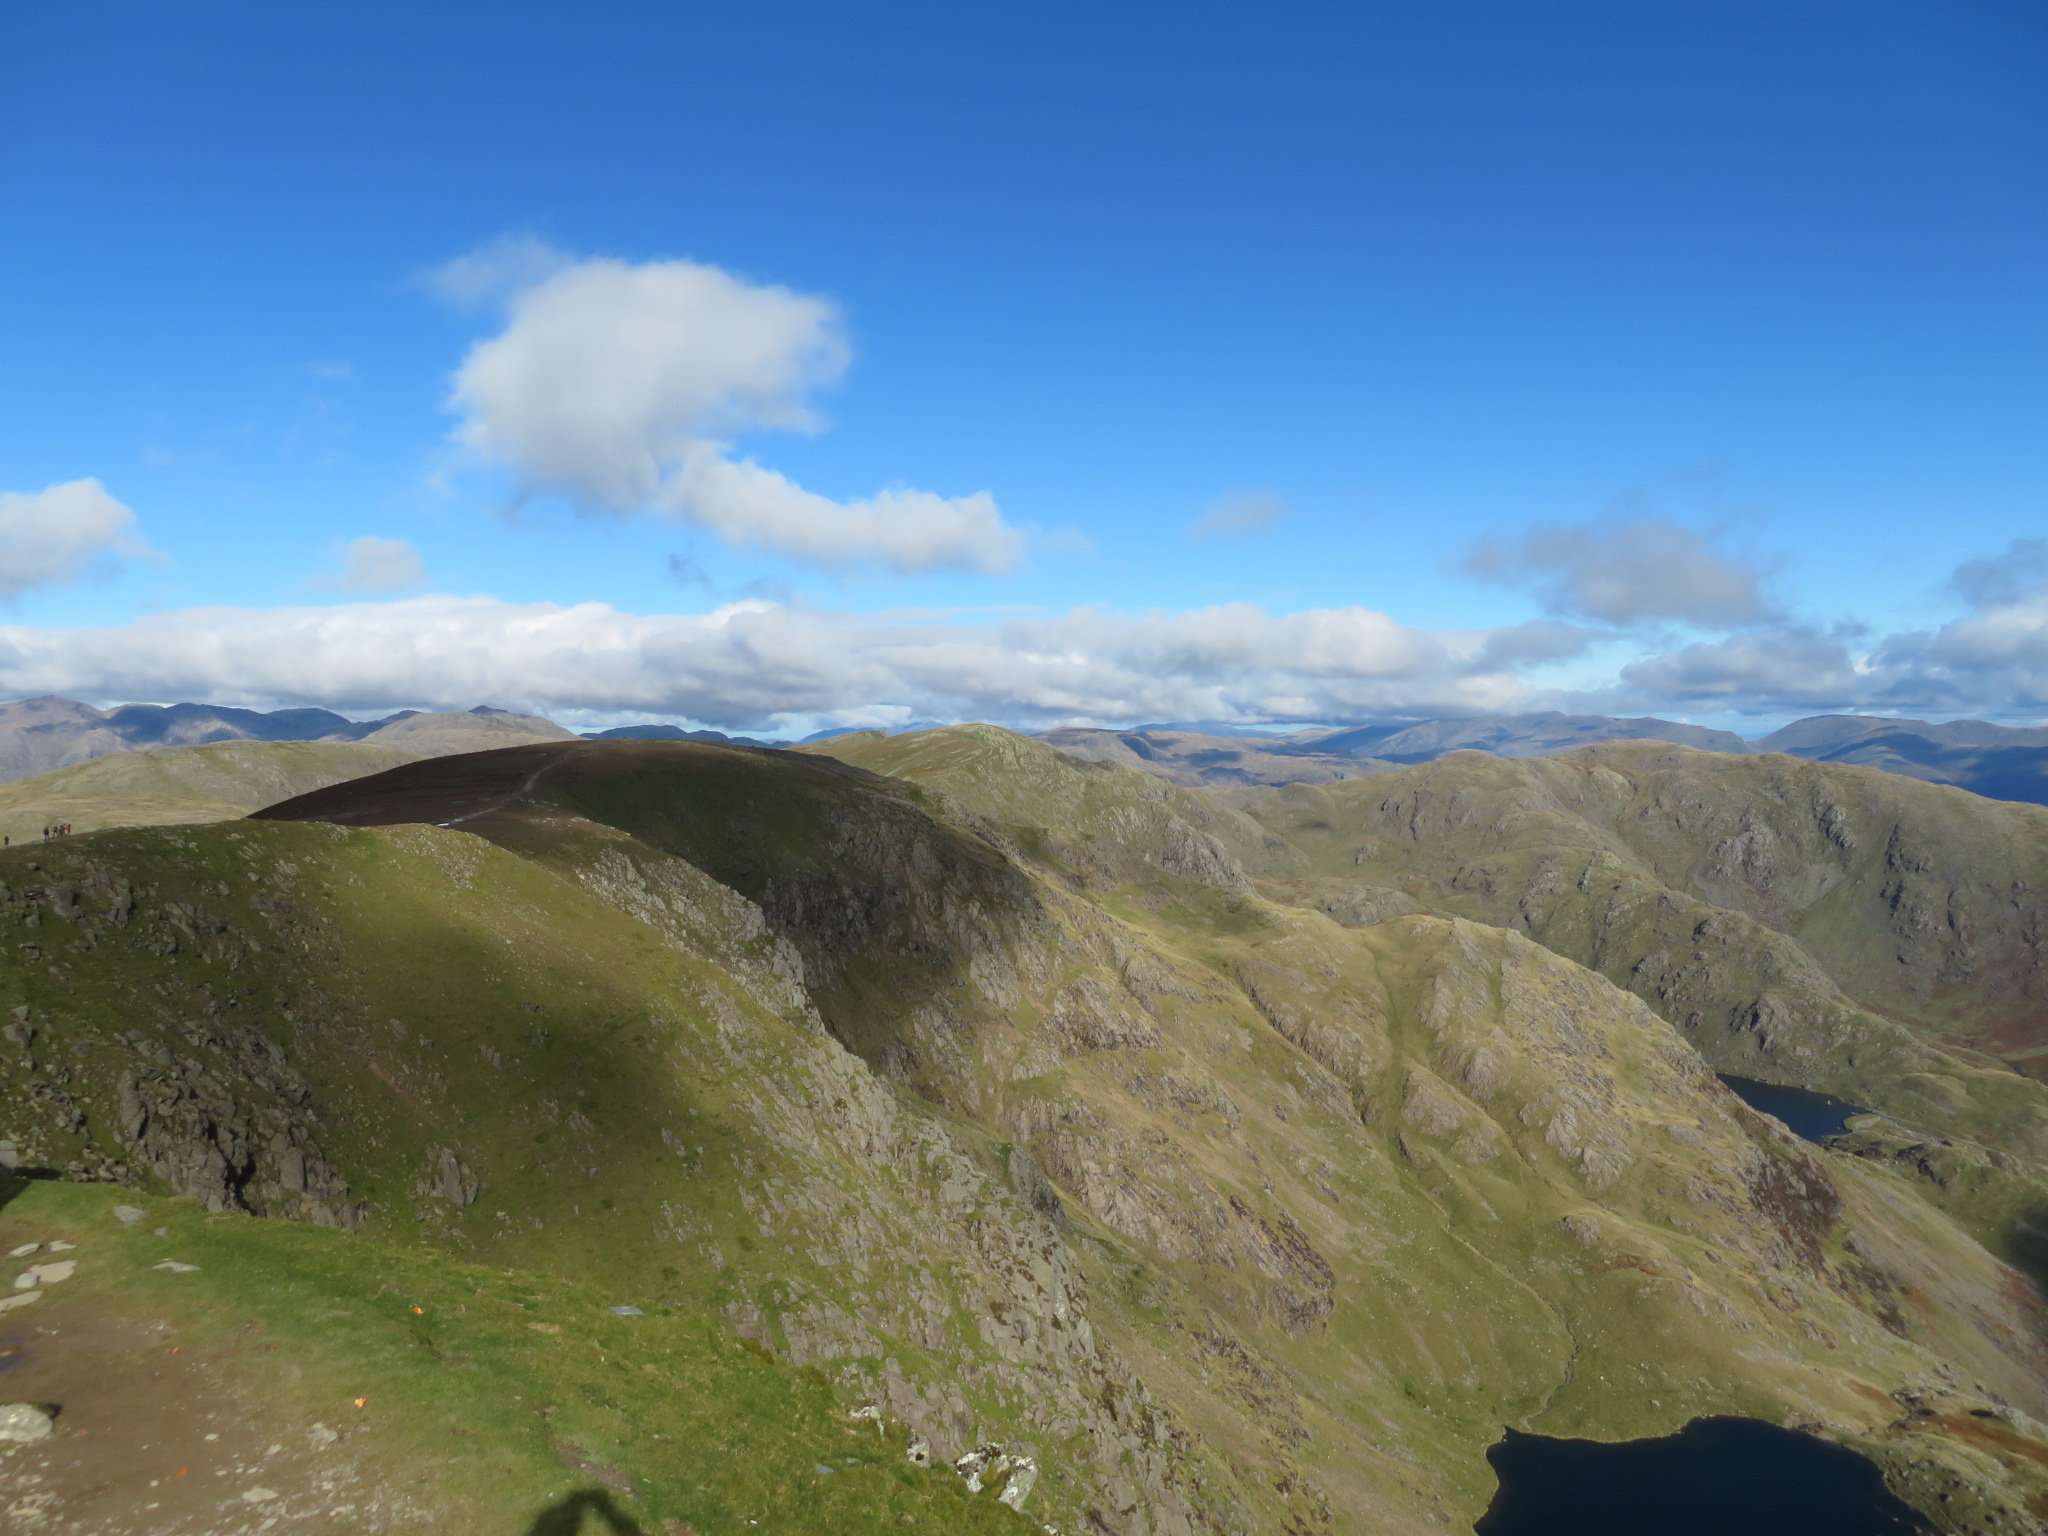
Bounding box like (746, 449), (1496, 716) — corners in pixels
(0, 1291), (40, 1314)
(112, 1205), (145, 1226)
(0, 1403), (52, 1443)
(153, 1260), (199, 1273)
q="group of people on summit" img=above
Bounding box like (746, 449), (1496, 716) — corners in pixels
(0, 824), (71, 847)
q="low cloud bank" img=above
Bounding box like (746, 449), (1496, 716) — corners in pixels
(0, 597), (1582, 728)
(2, 588), (2045, 728)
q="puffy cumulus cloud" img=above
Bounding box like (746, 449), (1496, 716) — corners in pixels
(309, 536), (427, 594)
(440, 243), (1024, 575)
(0, 479), (154, 600)
(1188, 489), (1289, 540)
(1462, 517), (1771, 629)
(448, 252), (845, 505)
(0, 597), (1577, 727)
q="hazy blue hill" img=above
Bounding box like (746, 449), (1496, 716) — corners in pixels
(1756, 716), (2048, 806)
(1315, 711), (1757, 761)
(103, 700), (368, 745)
(582, 723), (781, 745)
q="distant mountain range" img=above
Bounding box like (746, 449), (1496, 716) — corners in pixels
(6, 694), (2048, 807)
(1045, 709), (2048, 805)
(0, 696), (574, 783)
(579, 723), (783, 747)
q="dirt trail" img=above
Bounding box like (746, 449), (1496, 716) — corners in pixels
(0, 1284), (431, 1533)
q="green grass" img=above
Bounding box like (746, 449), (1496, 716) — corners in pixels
(8, 1179), (1033, 1536)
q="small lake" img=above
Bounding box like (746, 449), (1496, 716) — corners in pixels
(1474, 1417), (1934, 1535)
(1717, 1075), (1868, 1143)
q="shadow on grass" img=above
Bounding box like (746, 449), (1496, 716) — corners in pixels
(2005, 1207), (2048, 1296)
(0, 1173), (54, 1216)
(521, 1488), (646, 1535)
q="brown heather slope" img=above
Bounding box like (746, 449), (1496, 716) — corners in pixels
(3, 733), (2048, 1531)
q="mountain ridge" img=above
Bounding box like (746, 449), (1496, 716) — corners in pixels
(11, 731), (2048, 1528)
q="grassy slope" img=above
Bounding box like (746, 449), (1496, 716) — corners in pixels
(0, 739), (423, 844)
(0, 1178), (1028, 1536)
(806, 724), (1295, 887)
(0, 819), (1056, 1531)
(9, 734), (2048, 1531)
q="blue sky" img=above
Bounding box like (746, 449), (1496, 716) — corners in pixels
(1, 1), (2044, 733)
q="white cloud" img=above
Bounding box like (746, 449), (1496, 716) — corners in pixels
(665, 445), (1019, 575)
(439, 244), (1025, 575)
(1188, 490), (1289, 540)
(309, 536), (427, 594)
(1462, 517), (1771, 629)
(0, 479), (154, 600)
(10, 535), (2047, 728)
(0, 596), (1573, 727)
(422, 233), (572, 308)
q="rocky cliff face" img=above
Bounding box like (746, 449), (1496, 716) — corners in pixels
(4, 733), (2048, 1532)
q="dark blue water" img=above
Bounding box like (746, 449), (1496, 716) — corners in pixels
(1474, 1417), (1934, 1535)
(1718, 1075), (1867, 1143)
